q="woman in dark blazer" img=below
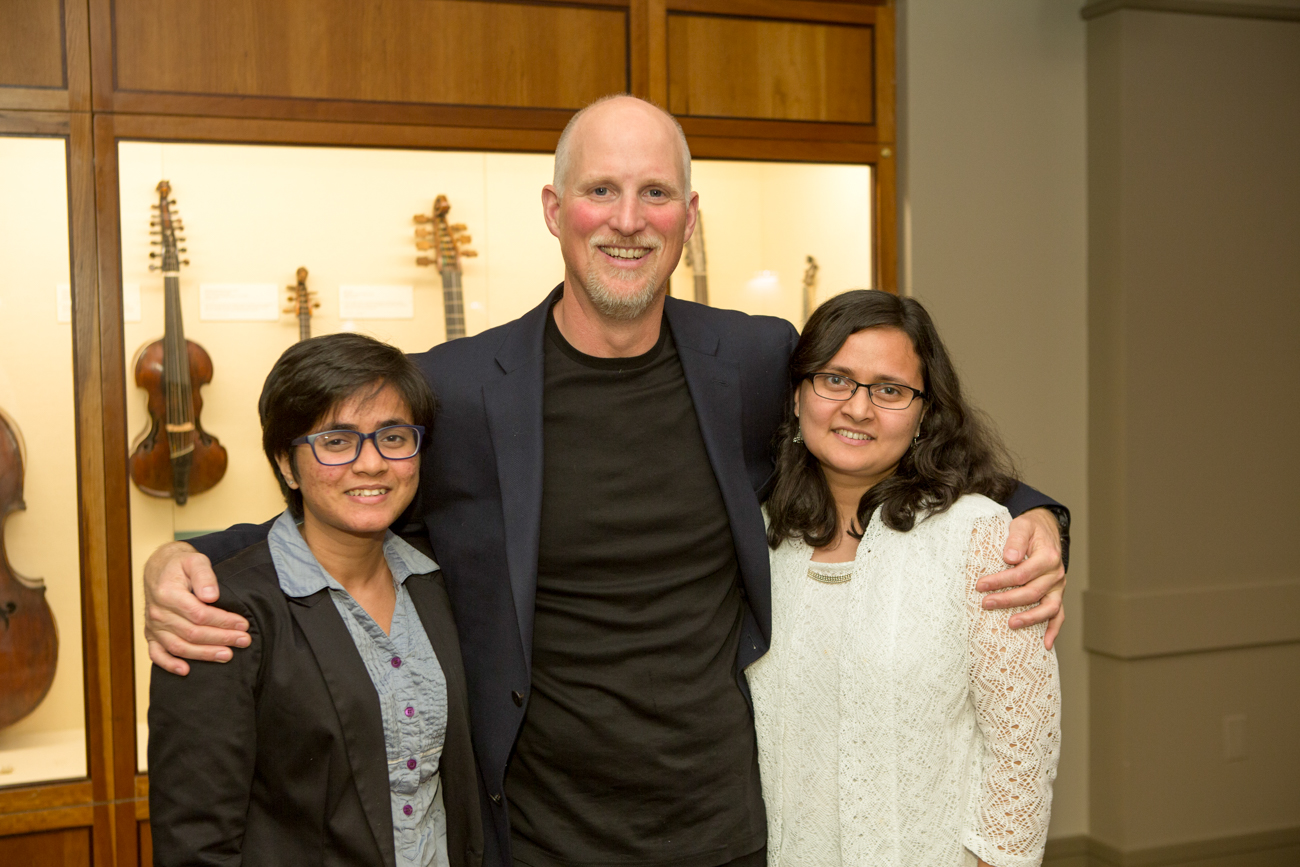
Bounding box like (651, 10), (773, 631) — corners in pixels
(149, 333), (483, 867)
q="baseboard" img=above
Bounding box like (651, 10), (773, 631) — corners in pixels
(1044, 826), (1300, 867)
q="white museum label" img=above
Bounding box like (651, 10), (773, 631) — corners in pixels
(58, 282), (141, 323)
(198, 283), (280, 321)
(338, 284), (415, 320)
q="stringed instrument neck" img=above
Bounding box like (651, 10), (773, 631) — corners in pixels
(414, 195), (476, 341)
(684, 212), (708, 305)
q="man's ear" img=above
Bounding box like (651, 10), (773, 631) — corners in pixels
(275, 452), (299, 490)
(682, 190), (700, 244)
(541, 185), (562, 239)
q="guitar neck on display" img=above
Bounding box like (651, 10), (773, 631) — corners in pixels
(683, 211), (709, 305)
(414, 195), (477, 340)
(284, 266), (319, 342)
(801, 255), (820, 326)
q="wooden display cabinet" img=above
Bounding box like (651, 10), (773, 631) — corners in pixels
(0, 2), (894, 864)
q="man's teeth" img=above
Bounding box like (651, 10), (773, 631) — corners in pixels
(346, 488), (388, 497)
(836, 430), (871, 440)
(601, 247), (650, 259)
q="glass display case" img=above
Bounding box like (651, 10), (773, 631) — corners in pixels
(0, 135), (88, 788)
(115, 140), (875, 769)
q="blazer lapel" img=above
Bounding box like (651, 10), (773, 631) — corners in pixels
(664, 298), (770, 624)
(480, 287), (554, 658)
(290, 591), (397, 867)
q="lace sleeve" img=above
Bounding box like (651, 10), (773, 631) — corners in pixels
(961, 514), (1061, 867)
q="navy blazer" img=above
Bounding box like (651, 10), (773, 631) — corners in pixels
(149, 541), (484, 867)
(192, 287), (1064, 866)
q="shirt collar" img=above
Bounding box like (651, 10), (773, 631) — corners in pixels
(267, 510), (438, 599)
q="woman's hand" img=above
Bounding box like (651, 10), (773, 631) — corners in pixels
(975, 507), (1066, 649)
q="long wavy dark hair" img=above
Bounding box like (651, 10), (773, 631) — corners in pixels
(767, 290), (1018, 549)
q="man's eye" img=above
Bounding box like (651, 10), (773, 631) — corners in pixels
(592, 186), (609, 196)
(646, 188), (665, 198)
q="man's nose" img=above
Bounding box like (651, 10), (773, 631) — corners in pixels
(609, 195), (646, 235)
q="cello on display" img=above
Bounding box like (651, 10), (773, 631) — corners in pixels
(0, 409), (58, 729)
(129, 181), (227, 505)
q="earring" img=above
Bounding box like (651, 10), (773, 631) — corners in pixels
(793, 430), (804, 444)
(912, 431), (922, 444)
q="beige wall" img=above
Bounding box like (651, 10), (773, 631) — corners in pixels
(1085, 6), (1300, 853)
(899, 0), (1092, 839)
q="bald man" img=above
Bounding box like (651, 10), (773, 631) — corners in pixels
(143, 95), (1068, 867)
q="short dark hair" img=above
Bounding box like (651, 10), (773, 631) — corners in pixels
(766, 290), (1018, 548)
(258, 333), (437, 518)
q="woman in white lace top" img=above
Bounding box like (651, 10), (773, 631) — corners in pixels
(747, 291), (1059, 867)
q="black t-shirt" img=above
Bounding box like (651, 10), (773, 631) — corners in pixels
(505, 309), (765, 867)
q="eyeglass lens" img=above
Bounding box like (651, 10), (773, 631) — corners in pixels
(811, 374), (916, 408)
(313, 426), (421, 465)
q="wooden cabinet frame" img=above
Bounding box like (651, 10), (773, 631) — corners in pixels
(0, 2), (894, 863)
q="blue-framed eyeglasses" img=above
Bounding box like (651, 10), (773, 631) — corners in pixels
(807, 373), (926, 410)
(290, 425), (425, 466)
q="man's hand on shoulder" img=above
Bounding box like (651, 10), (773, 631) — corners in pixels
(977, 507), (1066, 650)
(144, 541), (251, 675)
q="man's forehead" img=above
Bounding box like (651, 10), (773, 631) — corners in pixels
(566, 118), (687, 188)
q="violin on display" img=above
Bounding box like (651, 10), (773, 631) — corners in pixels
(0, 409), (59, 729)
(801, 255), (819, 326)
(129, 181), (227, 505)
(414, 195), (477, 340)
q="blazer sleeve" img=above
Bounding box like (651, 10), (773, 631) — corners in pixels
(148, 585), (263, 866)
(188, 520), (276, 565)
(1000, 482), (1071, 571)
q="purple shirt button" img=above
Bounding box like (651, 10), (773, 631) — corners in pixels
(391, 656), (402, 668)
(407, 758), (417, 770)
(404, 706), (414, 717)
(403, 804), (413, 817)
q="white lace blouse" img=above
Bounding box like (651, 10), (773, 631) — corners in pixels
(747, 495), (1060, 867)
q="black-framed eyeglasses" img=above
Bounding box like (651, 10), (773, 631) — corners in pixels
(807, 373), (926, 410)
(290, 425), (426, 466)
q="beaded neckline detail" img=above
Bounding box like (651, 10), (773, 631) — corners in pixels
(806, 560), (854, 585)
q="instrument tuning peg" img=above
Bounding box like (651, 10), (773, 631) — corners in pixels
(151, 203), (160, 209)
(416, 256), (435, 267)
(415, 240), (433, 251)
(149, 264), (160, 271)
(283, 304), (297, 314)
(449, 223), (466, 232)
(461, 249), (479, 258)
(149, 252), (159, 258)
(456, 234), (472, 245)
(181, 259), (190, 266)
(413, 214), (431, 223)
(414, 226), (433, 238)
(178, 247), (188, 253)
(312, 300), (321, 309)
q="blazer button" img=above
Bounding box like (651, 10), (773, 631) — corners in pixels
(511, 690), (524, 707)
(490, 792), (503, 804)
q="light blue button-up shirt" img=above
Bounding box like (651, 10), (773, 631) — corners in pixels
(269, 511), (450, 867)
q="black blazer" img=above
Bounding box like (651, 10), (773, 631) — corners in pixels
(149, 540), (484, 867)
(192, 286), (1064, 865)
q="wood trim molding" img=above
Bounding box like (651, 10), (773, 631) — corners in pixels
(1083, 578), (1300, 659)
(666, 0), (881, 25)
(1081, 0), (1300, 22)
